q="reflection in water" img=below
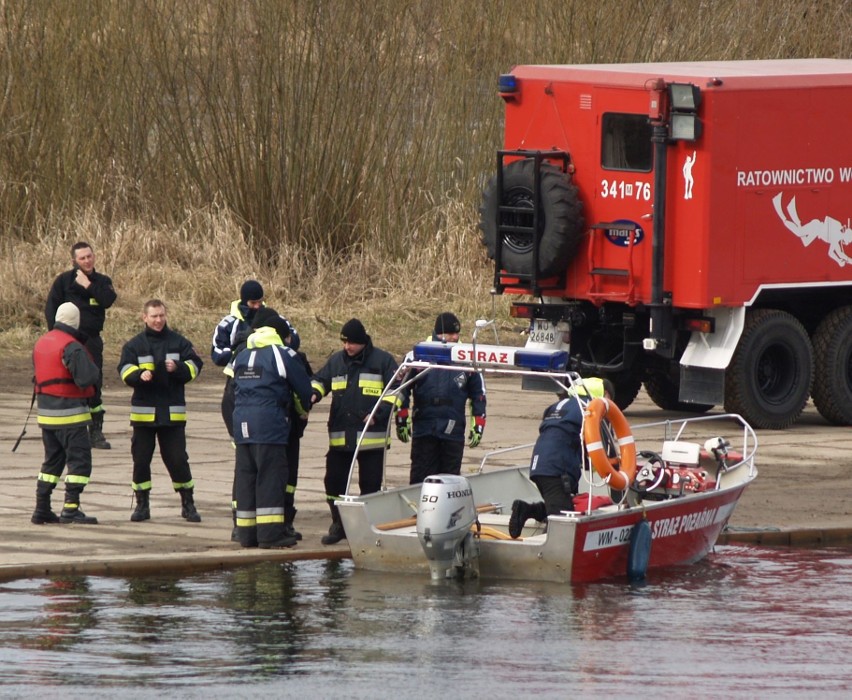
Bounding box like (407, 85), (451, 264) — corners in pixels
(223, 561), (305, 676)
(26, 577), (96, 652)
(0, 546), (850, 697)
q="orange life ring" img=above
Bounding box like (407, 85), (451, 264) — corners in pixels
(582, 397), (637, 491)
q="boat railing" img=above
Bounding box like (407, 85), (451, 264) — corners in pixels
(630, 412), (758, 482)
(475, 442), (536, 474)
(342, 331), (757, 497)
(342, 333), (586, 496)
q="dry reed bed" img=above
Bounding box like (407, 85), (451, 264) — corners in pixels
(1, 0), (850, 361)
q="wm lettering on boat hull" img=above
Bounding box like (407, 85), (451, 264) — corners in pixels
(582, 502), (737, 552)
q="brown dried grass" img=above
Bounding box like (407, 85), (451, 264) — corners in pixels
(1, 201), (517, 365)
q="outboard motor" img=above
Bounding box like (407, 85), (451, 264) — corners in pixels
(416, 475), (479, 580)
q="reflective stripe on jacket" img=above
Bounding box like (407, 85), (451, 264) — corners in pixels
(118, 325), (203, 427)
(33, 329), (96, 400)
(33, 326), (98, 428)
(311, 341), (399, 451)
(529, 397), (584, 481)
(403, 367), (486, 442)
(231, 327), (314, 445)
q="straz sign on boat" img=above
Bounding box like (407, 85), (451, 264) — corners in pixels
(582, 502), (738, 552)
(450, 344), (517, 366)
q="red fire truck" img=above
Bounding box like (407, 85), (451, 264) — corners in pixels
(479, 59), (852, 429)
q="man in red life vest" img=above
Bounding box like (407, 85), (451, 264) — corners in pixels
(32, 302), (101, 524)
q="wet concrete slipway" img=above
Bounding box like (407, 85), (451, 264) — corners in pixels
(2, 373), (851, 584)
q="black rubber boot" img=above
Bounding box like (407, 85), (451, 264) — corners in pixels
(31, 491), (60, 525)
(59, 495), (98, 525)
(89, 412), (111, 450)
(321, 521), (346, 545)
(179, 488), (201, 523)
(284, 506), (302, 541)
(321, 503), (346, 545)
(230, 502), (239, 542)
(509, 500), (548, 538)
(130, 489), (151, 522)
(259, 532), (298, 549)
(509, 500), (530, 539)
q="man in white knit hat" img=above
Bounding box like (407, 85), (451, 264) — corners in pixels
(31, 301), (101, 524)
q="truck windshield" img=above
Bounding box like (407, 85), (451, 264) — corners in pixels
(601, 113), (653, 172)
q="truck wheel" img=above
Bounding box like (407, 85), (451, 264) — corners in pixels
(811, 306), (852, 425)
(605, 371), (642, 412)
(479, 158), (584, 277)
(723, 309), (813, 430)
(644, 372), (714, 413)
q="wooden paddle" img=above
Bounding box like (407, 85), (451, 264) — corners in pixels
(375, 503), (501, 531)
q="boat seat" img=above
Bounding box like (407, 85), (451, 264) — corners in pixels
(573, 493), (614, 511)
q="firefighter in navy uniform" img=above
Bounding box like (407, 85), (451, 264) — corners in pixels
(509, 377), (615, 539)
(509, 378), (614, 539)
(118, 299), (204, 523)
(395, 312), (486, 485)
(31, 302), (101, 524)
(231, 310), (314, 549)
(310, 318), (400, 545)
(45, 241), (117, 450)
(223, 307), (308, 541)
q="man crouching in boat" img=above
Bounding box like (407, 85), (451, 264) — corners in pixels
(508, 378), (614, 539)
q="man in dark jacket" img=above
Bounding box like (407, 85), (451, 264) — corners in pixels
(396, 312), (486, 485)
(45, 241), (117, 450)
(223, 306), (310, 541)
(231, 310), (314, 549)
(31, 302), (101, 524)
(310, 318), (400, 545)
(118, 299), (203, 523)
(509, 378), (613, 538)
(212, 280), (300, 436)
(214, 285), (302, 540)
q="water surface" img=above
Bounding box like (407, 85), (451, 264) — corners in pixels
(0, 545), (850, 698)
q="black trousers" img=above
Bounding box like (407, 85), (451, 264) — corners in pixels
(84, 334), (104, 412)
(285, 433), (300, 515)
(131, 425), (193, 490)
(532, 475), (575, 515)
(235, 442), (289, 546)
(409, 436), (465, 485)
(324, 449), (384, 515)
(38, 426), (92, 499)
(225, 389), (303, 518)
(220, 376), (235, 437)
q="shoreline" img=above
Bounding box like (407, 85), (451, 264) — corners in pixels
(3, 367), (851, 584)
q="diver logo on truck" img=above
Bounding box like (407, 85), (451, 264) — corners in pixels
(773, 193), (852, 267)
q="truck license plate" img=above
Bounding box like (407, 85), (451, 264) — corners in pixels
(529, 319), (558, 345)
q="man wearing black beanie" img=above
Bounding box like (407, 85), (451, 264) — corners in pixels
(211, 279), (300, 436)
(433, 312), (461, 338)
(395, 312), (486, 484)
(310, 318), (399, 545)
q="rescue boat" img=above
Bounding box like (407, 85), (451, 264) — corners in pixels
(336, 336), (758, 584)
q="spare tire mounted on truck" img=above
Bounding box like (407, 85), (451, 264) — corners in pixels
(479, 158), (585, 278)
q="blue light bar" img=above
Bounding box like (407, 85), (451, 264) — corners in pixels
(516, 349), (569, 370)
(412, 342), (453, 363)
(411, 342), (568, 371)
(498, 74), (518, 93)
